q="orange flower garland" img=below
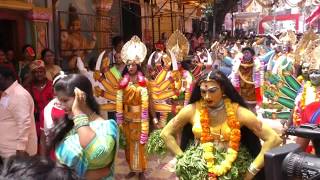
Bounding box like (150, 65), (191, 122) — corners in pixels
(294, 81), (320, 126)
(200, 98), (241, 179)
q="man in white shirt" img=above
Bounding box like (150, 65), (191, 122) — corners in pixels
(0, 65), (37, 157)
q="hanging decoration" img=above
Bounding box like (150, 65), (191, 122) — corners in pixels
(255, 0), (278, 8)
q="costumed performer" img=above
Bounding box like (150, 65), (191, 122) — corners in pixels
(161, 70), (282, 180)
(230, 47), (264, 112)
(116, 36), (149, 179)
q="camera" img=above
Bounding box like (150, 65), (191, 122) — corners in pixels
(264, 124), (320, 180)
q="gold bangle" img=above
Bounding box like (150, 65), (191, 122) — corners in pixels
(153, 118), (158, 124)
(247, 163), (260, 176)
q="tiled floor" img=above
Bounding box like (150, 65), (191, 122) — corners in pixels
(115, 150), (178, 180)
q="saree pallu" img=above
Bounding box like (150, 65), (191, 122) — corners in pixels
(55, 119), (119, 180)
(123, 110), (147, 172)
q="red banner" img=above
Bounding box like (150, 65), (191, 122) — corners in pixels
(306, 6), (320, 25)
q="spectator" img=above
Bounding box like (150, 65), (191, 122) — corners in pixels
(108, 36), (123, 66)
(0, 49), (18, 81)
(19, 45), (36, 85)
(160, 32), (168, 44)
(0, 155), (80, 180)
(39, 97), (65, 160)
(46, 74), (118, 179)
(25, 60), (54, 145)
(0, 65), (37, 157)
(6, 48), (19, 72)
(41, 48), (61, 81)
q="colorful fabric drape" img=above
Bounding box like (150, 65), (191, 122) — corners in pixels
(55, 120), (119, 179)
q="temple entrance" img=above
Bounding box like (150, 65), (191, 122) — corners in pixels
(122, 1), (142, 41)
(0, 20), (18, 52)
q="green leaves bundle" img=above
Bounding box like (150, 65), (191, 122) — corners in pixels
(119, 129), (126, 149)
(215, 146), (253, 180)
(175, 145), (208, 180)
(146, 129), (167, 156)
(175, 145), (253, 180)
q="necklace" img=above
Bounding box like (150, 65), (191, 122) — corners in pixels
(88, 112), (96, 121)
(208, 101), (225, 118)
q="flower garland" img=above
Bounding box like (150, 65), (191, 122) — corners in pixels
(293, 81), (320, 125)
(200, 98), (241, 179)
(140, 87), (149, 144)
(115, 85), (149, 144)
(116, 90), (124, 125)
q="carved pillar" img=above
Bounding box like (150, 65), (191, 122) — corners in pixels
(27, 7), (52, 59)
(141, 0), (152, 45)
(96, 0), (113, 52)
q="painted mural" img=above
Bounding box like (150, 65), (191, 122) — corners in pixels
(56, 0), (99, 70)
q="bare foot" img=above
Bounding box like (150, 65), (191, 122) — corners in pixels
(138, 172), (146, 180)
(125, 172), (136, 179)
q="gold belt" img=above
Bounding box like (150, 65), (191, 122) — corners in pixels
(124, 118), (141, 123)
(124, 105), (141, 113)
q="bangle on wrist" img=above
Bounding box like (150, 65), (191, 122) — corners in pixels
(247, 163), (260, 176)
(153, 117), (158, 124)
(73, 114), (90, 130)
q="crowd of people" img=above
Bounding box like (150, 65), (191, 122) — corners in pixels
(0, 28), (319, 180)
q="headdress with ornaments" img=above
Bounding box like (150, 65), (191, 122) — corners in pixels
(166, 30), (190, 63)
(267, 31), (297, 46)
(119, 36), (147, 88)
(294, 29), (318, 65)
(303, 38), (320, 70)
(278, 30), (297, 46)
(121, 36), (147, 65)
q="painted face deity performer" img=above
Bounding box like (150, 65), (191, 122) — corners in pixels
(161, 70), (282, 180)
(114, 36), (150, 179)
(261, 32), (319, 122)
(230, 47), (264, 112)
(165, 30), (194, 113)
(292, 39), (320, 127)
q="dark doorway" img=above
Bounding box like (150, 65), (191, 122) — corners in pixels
(0, 20), (18, 51)
(122, 1), (142, 41)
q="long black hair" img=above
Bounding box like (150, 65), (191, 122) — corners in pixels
(181, 70), (263, 174)
(48, 74), (100, 149)
(0, 155), (80, 180)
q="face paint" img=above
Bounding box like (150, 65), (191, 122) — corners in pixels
(301, 62), (310, 79)
(309, 69), (320, 86)
(242, 50), (253, 62)
(200, 81), (223, 108)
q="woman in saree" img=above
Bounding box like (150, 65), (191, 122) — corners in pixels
(161, 70), (282, 179)
(47, 74), (119, 180)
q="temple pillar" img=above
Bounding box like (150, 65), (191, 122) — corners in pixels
(27, 6), (52, 59)
(95, 0), (113, 52)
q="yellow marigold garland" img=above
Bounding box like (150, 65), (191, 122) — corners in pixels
(200, 98), (241, 179)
